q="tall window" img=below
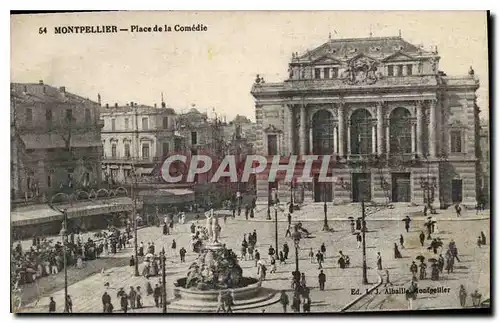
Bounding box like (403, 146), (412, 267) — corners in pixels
(111, 144), (117, 158)
(163, 116), (169, 129)
(124, 118), (129, 130)
(84, 108), (91, 124)
(312, 110), (334, 155)
(142, 143), (150, 159)
(26, 108), (33, 123)
(142, 117), (149, 130)
(45, 109), (52, 124)
(47, 175), (52, 188)
(65, 109), (73, 122)
(350, 109), (373, 155)
(191, 131), (198, 145)
(314, 68), (321, 79)
(111, 119), (116, 131)
(267, 134), (278, 155)
(323, 68), (330, 79)
(387, 65), (394, 76)
(332, 67), (339, 78)
(124, 143), (131, 158)
(406, 64), (413, 76)
(451, 130), (462, 153)
(389, 107), (412, 154)
(163, 142), (169, 155)
(397, 65), (403, 76)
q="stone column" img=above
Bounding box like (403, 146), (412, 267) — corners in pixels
(371, 124), (377, 154)
(333, 125), (338, 154)
(429, 100), (437, 157)
(411, 122), (416, 153)
(347, 122), (351, 155)
(288, 105), (294, 155)
(309, 126), (313, 154)
(338, 103), (345, 157)
(416, 101), (424, 156)
(385, 119), (390, 155)
(299, 105), (307, 156)
(377, 102), (384, 155)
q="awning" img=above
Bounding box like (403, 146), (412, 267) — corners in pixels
(11, 197), (139, 227)
(139, 189), (195, 204)
(21, 134), (66, 149)
(11, 205), (63, 226)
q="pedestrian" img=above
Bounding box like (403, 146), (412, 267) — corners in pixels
(120, 292), (129, 313)
(350, 219), (356, 234)
(318, 270), (326, 291)
(223, 213), (227, 224)
(279, 251), (286, 264)
(438, 254), (445, 273)
(403, 215), (411, 232)
(153, 284), (161, 307)
(138, 242), (144, 256)
(376, 252), (383, 270)
(320, 243), (326, 258)
(292, 292), (301, 313)
(316, 250), (323, 269)
(356, 233), (362, 249)
(477, 236), (482, 247)
(253, 229), (257, 244)
(190, 222), (196, 234)
(248, 244), (255, 260)
(419, 261), (427, 280)
(303, 297), (311, 313)
(338, 251), (346, 269)
(49, 296), (56, 312)
(287, 212), (292, 226)
(270, 256), (277, 273)
(394, 243), (402, 259)
(102, 291), (111, 312)
(216, 291), (226, 313)
(285, 224), (292, 238)
(259, 263), (267, 281)
(459, 285), (467, 307)
(480, 231), (487, 245)
(66, 295), (73, 313)
(471, 290), (482, 307)
(130, 255), (135, 267)
(455, 204), (462, 217)
(146, 279), (153, 296)
(300, 272), (307, 287)
(283, 242), (289, 260)
(127, 286), (136, 309)
(410, 261), (418, 280)
(254, 249), (260, 268)
(268, 245), (275, 261)
(279, 290), (289, 313)
(419, 231), (425, 247)
(241, 241), (247, 261)
(171, 239), (177, 257)
(400, 234), (405, 249)
(309, 248), (315, 263)
(179, 247), (187, 263)
(136, 286), (143, 308)
(384, 269), (393, 286)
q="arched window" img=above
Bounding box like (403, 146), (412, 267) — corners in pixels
(389, 107), (412, 155)
(312, 110), (334, 155)
(350, 109), (373, 155)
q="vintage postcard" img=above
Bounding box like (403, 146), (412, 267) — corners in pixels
(10, 11), (490, 314)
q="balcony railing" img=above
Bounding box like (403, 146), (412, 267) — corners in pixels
(102, 156), (162, 163)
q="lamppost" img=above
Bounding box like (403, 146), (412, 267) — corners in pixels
(289, 179), (294, 214)
(274, 204), (278, 254)
(322, 182), (330, 231)
(361, 200), (368, 285)
(130, 166), (140, 276)
(291, 227), (301, 291)
(161, 247), (167, 313)
(419, 155), (437, 211)
(49, 193), (73, 313)
(266, 188), (272, 220)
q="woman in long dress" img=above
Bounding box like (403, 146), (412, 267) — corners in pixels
(394, 243), (402, 259)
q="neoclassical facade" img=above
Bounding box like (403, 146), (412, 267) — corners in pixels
(251, 36), (481, 207)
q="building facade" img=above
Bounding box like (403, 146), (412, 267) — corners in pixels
(251, 36), (482, 208)
(479, 119), (490, 208)
(11, 81), (103, 202)
(100, 102), (180, 184)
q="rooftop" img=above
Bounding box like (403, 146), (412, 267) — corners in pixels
(11, 81), (99, 106)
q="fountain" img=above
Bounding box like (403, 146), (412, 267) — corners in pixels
(168, 210), (279, 312)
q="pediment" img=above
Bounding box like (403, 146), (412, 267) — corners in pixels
(312, 55), (343, 65)
(263, 124), (282, 133)
(348, 53), (379, 64)
(382, 51), (416, 62)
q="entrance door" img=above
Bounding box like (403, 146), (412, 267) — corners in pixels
(314, 175), (333, 202)
(352, 173), (371, 202)
(392, 173), (411, 202)
(451, 179), (463, 203)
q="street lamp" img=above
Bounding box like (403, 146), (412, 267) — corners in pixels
(322, 183), (330, 231)
(274, 204), (278, 255)
(161, 247), (167, 313)
(266, 188), (272, 220)
(289, 180), (294, 214)
(361, 200), (368, 285)
(130, 167), (140, 277)
(291, 227), (301, 291)
(49, 192), (73, 313)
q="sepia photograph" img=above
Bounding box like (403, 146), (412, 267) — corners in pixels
(10, 10), (490, 314)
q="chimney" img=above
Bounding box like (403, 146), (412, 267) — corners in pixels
(154, 103), (157, 108)
(59, 86), (66, 93)
(114, 103), (118, 108)
(38, 80), (44, 85)
(97, 93), (101, 106)
(105, 103), (109, 109)
(130, 101), (134, 107)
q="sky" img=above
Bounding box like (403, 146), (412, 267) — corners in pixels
(11, 11), (489, 121)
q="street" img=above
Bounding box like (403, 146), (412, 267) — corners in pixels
(17, 205), (489, 313)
